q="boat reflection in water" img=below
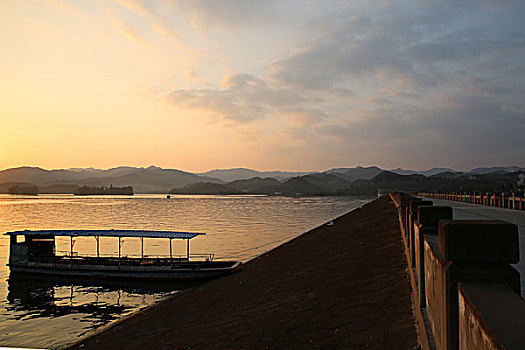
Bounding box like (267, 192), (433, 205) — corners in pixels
(4, 273), (198, 348)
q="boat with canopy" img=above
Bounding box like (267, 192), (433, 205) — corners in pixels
(5, 229), (241, 280)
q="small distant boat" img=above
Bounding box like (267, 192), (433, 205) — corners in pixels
(5, 229), (241, 280)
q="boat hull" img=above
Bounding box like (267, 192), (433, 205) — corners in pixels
(8, 261), (242, 281)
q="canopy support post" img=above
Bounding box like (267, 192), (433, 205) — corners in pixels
(187, 239), (190, 260)
(141, 237), (144, 259)
(169, 238), (173, 266)
(95, 236), (100, 258)
(118, 236), (121, 269)
(70, 236), (75, 268)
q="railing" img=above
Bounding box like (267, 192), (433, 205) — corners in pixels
(390, 192), (525, 350)
(418, 192), (525, 211)
(31, 252), (215, 264)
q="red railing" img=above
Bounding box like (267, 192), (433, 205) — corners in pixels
(417, 192), (525, 211)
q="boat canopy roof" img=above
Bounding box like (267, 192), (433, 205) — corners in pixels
(4, 229), (205, 239)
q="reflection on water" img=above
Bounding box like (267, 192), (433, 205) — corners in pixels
(3, 275), (194, 349)
(0, 194), (371, 348)
(6, 274), (194, 319)
(8, 277), (129, 324)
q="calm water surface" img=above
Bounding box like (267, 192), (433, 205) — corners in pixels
(0, 194), (370, 349)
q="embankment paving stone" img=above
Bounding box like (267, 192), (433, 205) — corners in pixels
(66, 196), (418, 350)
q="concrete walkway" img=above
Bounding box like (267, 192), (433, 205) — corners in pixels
(66, 197), (417, 350)
(423, 198), (525, 296)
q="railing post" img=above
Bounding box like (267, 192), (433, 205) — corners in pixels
(424, 220), (520, 350)
(414, 206), (452, 307)
(406, 197), (422, 236)
(409, 200), (432, 266)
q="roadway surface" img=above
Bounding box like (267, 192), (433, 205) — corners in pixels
(424, 198), (525, 297)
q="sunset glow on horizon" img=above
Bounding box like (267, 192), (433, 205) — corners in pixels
(2, 0), (524, 172)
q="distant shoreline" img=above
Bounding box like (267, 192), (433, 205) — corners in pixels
(73, 193), (134, 196)
(1, 166), (524, 197)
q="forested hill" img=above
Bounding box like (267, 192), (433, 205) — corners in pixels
(170, 170), (525, 197)
(1, 165), (523, 196)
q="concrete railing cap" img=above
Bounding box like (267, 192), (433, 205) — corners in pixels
(410, 200), (433, 214)
(438, 220), (519, 263)
(418, 206), (453, 226)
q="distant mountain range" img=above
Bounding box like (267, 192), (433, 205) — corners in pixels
(170, 169), (525, 196)
(199, 165), (525, 181)
(388, 167), (457, 177)
(0, 165), (523, 195)
(197, 168), (312, 182)
(0, 166), (223, 194)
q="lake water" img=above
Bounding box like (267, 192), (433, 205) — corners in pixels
(0, 194), (370, 349)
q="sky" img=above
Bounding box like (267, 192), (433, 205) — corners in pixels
(1, 0), (524, 172)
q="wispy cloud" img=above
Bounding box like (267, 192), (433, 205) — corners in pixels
(109, 15), (144, 43)
(161, 0), (279, 32)
(113, 0), (211, 57)
(166, 73), (307, 123)
(283, 108), (329, 126)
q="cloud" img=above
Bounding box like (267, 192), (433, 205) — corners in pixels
(159, 0), (525, 167)
(421, 94), (525, 152)
(113, 0), (152, 16)
(236, 127), (261, 143)
(309, 91), (525, 168)
(115, 0), (279, 33)
(109, 15), (144, 43)
(184, 67), (200, 82)
(283, 108), (329, 126)
(268, 20), (428, 92)
(163, 0), (279, 31)
(113, 0), (211, 57)
(166, 73), (306, 123)
(269, 1), (525, 94)
(317, 112), (419, 141)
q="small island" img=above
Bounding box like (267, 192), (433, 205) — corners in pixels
(74, 185), (134, 195)
(8, 184), (39, 195)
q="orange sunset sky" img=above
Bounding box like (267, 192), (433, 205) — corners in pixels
(1, 1), (524, 172)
